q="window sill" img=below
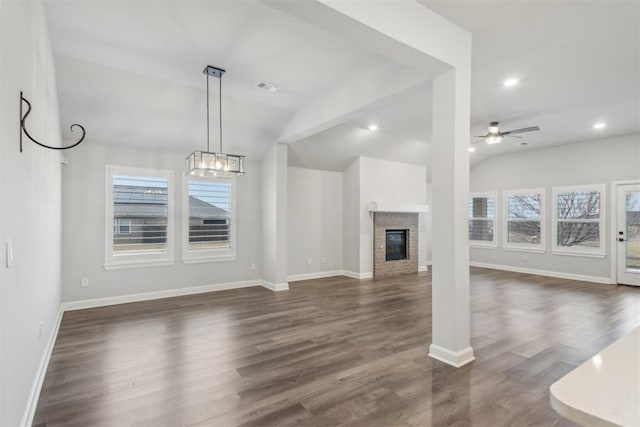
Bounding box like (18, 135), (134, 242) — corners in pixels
(551, 250), (606, 259)
(104, 258), (174, 271)
(470, 243), (498, 250)
(503, 246), (546, 254)
(182, 254), (236, 264)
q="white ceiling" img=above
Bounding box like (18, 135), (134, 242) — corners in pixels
(46, 1), (639, 170)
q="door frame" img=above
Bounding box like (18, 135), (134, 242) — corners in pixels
(610, 179), (640, 284)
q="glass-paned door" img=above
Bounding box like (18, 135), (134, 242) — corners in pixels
(617, 184), (640, 286)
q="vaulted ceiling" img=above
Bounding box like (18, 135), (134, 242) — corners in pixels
(46, 0), (639, 171)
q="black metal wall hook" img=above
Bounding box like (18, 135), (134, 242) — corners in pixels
(19, 91), (86, 152)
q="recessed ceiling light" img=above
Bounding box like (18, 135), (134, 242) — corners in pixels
(368, 124), (379, 131)
(503, 78), (519, 87)
(593, 122), (606, 129)
(468, 147), (476, 153)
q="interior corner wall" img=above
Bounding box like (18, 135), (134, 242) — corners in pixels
(61, 143), (262, 302)
(470, 133), (640, 280)
(261, 143), (287, 285)
(0, 1), (63, 425)
(287, 167), (343, 277)
(358, 157), (428, 274)
(342, 158), (361, 273)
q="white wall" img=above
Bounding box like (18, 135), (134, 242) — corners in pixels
(287, 167), (343, 277)
(470, 133), (640, 280)
(0, 1), (63, 424)
(61, 143), (262, 302)
(261, 143), (288, 285)
(342, 157), (428, 275)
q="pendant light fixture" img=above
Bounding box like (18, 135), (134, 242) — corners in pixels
(186, 65), (246, 178)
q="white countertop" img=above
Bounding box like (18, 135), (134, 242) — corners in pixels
(550, 325), (640, 427)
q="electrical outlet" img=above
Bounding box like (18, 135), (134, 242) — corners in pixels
(81, 277), (89, 288)
(522, 254), (528, 262)
(321, 257), (326, 264)
(307, 257), (312, 265)
(250, 262), (256, 271)
(38, 323), (43, 340)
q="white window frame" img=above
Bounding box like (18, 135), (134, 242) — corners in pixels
(468, 191), (498, 249)
(552, 184), (606, 258)
(182, 176), (236, 264)
(503, 188), (546, 253)
(104, 165), (174, 270)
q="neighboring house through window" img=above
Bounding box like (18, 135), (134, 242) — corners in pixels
(552, 184), (605, 257)
(503, 188), (545, 252)
(105, 166), (174, 270)
(468, 192), (497, 248)
(183, 177), (235, 263)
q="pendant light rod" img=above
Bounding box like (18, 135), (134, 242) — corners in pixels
(206, 72), (210, 152)
(219, 73), (223, 154)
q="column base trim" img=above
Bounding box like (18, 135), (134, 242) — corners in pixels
(428, 344), (475, 368)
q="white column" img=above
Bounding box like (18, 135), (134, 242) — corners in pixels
(429, 67), (474, 367)
(261, 143), (289, 291)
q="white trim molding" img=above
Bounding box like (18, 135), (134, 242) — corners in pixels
(343, 270), (373, 279)
(261, 280), (289, 291)
(470, 261), (612, 284)
(428, 344), (475, 368)
(287, 270), (344, 282)
(418, 265), (429, 272)
(61, 279), (261, 311)
(20, 307), (64, 427)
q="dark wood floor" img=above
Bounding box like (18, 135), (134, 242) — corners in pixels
(34, 268), (640, 426)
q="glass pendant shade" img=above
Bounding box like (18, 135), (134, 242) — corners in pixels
(186, 150), (245, 178)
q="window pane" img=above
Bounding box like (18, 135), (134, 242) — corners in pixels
(188, 181), (231, 251)
(627, 191), (640, 268)
(468, 197), (494, 219)
(557, 191), (600, 219)
(508, 220), (541, 244)
(469, 219), (494, 241)
(508, 194), (540, 219)
(557, 222), (599, 247)
(113, 175), (168, 253)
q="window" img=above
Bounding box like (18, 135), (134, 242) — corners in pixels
(113, 218), (132, 235)
(503, 188), (545, 252)
(552, 185), (605, 257)
(468, 192), (497, 248)
(183, 177), (235, 263)
(105, 166), (174, 270)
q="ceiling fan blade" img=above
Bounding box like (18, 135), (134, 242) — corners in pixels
(471, 139), (484, 144)
(502, 126), (540, 135)
(505, 135), (523, 138)
(473, 135), (488, 138)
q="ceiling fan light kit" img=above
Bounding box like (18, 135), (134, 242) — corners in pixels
(474, 121), (540, 145)
(186, 65), (246, 178)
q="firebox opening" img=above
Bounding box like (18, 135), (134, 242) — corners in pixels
(386, 229), (408, 261)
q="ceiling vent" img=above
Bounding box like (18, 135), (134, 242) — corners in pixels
(255, 81), (280, 93)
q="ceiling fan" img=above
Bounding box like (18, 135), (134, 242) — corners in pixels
(473, 121), (540, 145)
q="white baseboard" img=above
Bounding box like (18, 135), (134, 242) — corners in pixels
(20, 307), (64, 427)
(470, 261), (612, 284)
(343, 270), (373, 279)
(428, 344), (475, 368)
(61, 279), (262, 311)
(287, 270), (344, 282)
(260, 280), (289, 291)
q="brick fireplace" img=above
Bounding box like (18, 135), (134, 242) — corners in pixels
(373, 212), (418, 277)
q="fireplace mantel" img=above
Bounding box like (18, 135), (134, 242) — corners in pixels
(367, 202), (429, 214)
